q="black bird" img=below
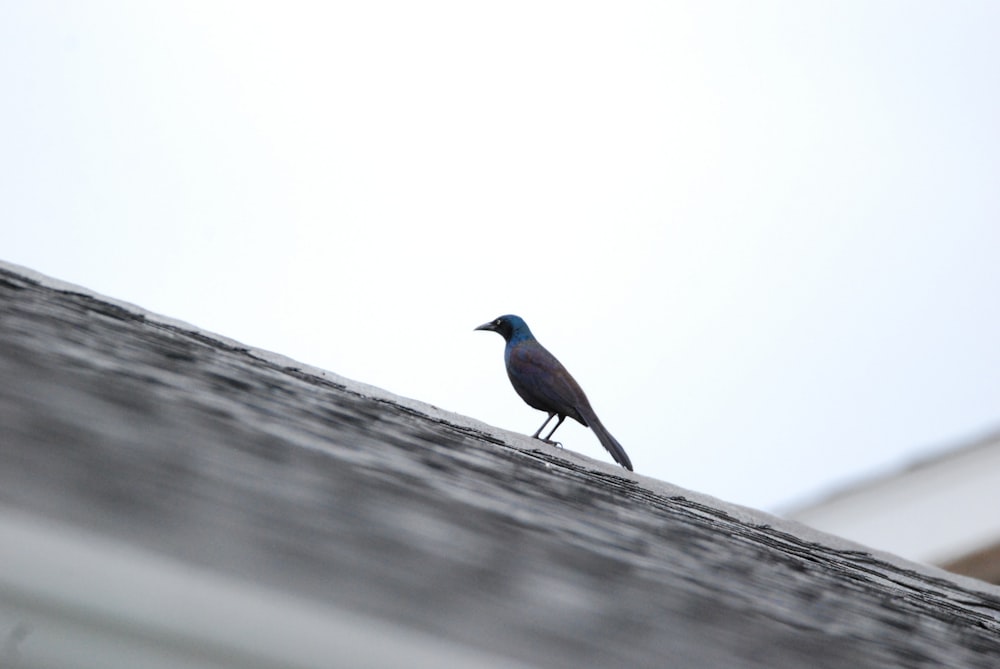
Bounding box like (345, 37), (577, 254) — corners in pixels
(475, 314), (633, 471)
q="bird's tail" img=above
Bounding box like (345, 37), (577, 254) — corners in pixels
(580, 406), (633, 471)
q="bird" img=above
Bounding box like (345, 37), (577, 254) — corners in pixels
(475, 314), (633, 471)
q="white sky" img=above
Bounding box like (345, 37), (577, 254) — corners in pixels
(3, 2), (999, 512)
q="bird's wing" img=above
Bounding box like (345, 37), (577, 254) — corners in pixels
(507, 342), (589, 425)
(508, 341), (633, 470)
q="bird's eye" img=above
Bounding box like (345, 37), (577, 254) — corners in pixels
(495, 319), (502, 326)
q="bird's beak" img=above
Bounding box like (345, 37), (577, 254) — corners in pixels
(474, 321), (496, 332)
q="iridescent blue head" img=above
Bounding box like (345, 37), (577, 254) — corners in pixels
(474, 314), (533, 343)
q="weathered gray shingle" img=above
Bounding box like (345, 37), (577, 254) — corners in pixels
(1, 261), (999, 669)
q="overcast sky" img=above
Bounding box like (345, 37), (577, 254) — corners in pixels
(4, 2), (999, 512)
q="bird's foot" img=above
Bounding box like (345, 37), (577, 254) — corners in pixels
(536, 437), (563, 448)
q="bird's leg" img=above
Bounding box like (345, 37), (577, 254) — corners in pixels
(540, 415), (566, 447)
(532, 413), (556, 439)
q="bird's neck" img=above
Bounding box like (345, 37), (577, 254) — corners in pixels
(505, 329), (534, 347)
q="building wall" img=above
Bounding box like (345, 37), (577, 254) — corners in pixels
(788, 432), (1000, 583)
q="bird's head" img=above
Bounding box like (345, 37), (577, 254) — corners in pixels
(474, 314), (530, 342)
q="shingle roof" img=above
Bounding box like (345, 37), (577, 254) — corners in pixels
(2, 260), (999, 669)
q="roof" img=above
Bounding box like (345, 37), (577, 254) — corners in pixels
(2, 259), (1000, 669)
(790, 427), (1000, 511)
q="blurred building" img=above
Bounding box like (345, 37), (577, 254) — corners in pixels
(787, 431), (1000, 584)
